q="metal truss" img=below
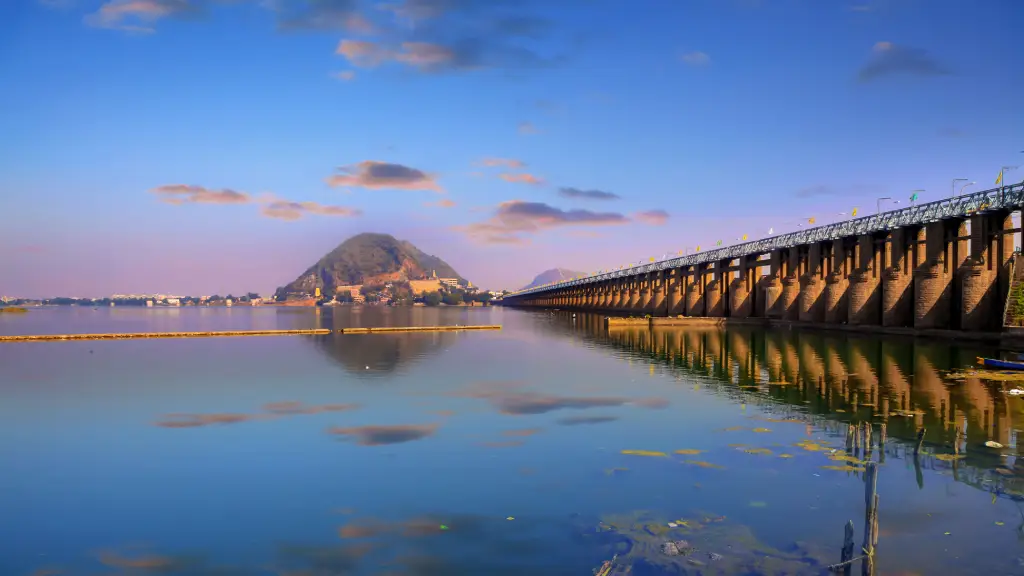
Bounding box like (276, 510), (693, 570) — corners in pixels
(508, 183), (1023, 297)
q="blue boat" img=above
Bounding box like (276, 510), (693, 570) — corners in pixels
(977, 357), (1024, 370)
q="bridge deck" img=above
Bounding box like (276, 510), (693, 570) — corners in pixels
(511, 183), (1023, 296)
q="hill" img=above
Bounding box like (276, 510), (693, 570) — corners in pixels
(275, 233), (466, 299)
(521, 268), (586, 291)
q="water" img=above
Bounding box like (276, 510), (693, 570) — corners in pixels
(2, 306), (1023, 575)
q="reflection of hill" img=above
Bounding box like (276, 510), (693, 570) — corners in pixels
(532, 310), (1024, 498)
(312, 331), (454, 376)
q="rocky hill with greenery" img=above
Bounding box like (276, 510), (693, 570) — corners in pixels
(275, 233), (466, 300)
(521, 268), (586, 290)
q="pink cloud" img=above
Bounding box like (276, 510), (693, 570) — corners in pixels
(332, 70), (356, 81)
(335, 39), (459, 72)
(480, 158), (526, 169)
(85, 0), (198, 33)
(424, 198), (457, 208)
(499, 173), (545, 186)
(150, 184), (251, 205)
(457, 200), (629, 245)
(326, 161), (442, 192)
(518, 121), (539, 135)
(634, 209), (669, 226)
(261, 199), (362, 221)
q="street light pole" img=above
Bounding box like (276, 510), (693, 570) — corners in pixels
(951, 178), (968, 198)
(1001, 165), (1019, 190)
(958, 181), (976, 197)
(876, 197), (899, 214)
(910, 189), (924, 205)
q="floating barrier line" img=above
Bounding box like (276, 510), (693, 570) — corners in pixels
(0, 329), (332, 342)
(338, 325), (501, 334)
(0, 325), (502, 342)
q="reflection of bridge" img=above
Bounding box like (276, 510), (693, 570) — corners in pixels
(538, 311), (1024, 497)
(505, 185), (1022, 333)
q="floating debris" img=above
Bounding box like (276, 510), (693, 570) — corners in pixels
(708, 552), (723, 561)
(752, 427), (772, 433)
(743, 447), (773, 456)
(778, 453), (794, 459)
(721, 426), (745, 432)
(661, 540), (695, 556)
(674, 449), (703, 455)
(621, 450), (668, 457)
(794, 440), (831, 452)
(605, 467), (630, 475)
(748, 501), (767, 508)
(933, 454), (967, 462)
(985, 441), (1005, 449)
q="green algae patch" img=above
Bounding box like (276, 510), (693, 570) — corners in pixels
(674, 449), (703, 455)
(794, 439), (831, 452)
(821, 464), (865, 473)
(751, 427), (772, 433)
(604, 467), (630, 475)
(743, 447), (773, 456)
(683, 460), (725, 469)
(621, 450), (668, 457)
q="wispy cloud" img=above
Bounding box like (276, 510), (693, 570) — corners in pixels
(85, 0), (202, 34)
(328, 423), (440, 446)
(518, 121), (539, 135)
(499, 173), (544, 186)
(150, 184), (251, 205)
(260, 198), (362, 221)
(857, 41), (950, 82)
(326, 161), (442, 192)
(680, 51), (710, 66)
(424, 198), (457, 208)
(633, 209), (669, 226)
(558, 187), (620, 201)
(794, 183), (884, 198)
(457, 200), (629, 245)
(332, 70), (356, 81)
(479, 157), (526, 169)
(37, 0), (76, 8)
(272, 0), (375, 33)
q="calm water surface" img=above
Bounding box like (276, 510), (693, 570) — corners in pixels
(2, 306), (1024, 575)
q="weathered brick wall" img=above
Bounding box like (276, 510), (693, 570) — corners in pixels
(651, 272), (667, 316)
(824, 240), (849, 323)
(914, 220), (953, 328)
(849, 235), (881, 325)
(686, 273), (704, 316)
(780, 248), (801, 320)
(882, 228), (916, 327)
(799, 243), (825, 322)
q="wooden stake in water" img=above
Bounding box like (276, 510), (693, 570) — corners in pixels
(878, 423), (887, 463)
(847, 424), (856, 453)
(862, 461), (879, 576)
(914, 427), (926, 456)
(841, 520), (855, 576)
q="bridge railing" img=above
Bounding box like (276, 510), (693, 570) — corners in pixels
(508, 183), (1024, 297)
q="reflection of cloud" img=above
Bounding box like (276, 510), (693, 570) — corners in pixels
(557, 415), (619, 426)
(490, 393), (629, 415)
(632, 397), (670, 409)
(326, 160), (442, 192)
(312, 332), (453, 376)
(98, 550), (184, 571)
(680, 51), (710, 66)
(558, 187), (620, 201)
(499, 173), (544, 186)
(338, 521), (389, 539)
(154, 413), (270, 428)
(457, 200), (629, 245)
(633, 209), (669, 225)
(502, 427), (542, 436)
(857, 41), (950, 82)
(150, 184), (251, 205)
(480, 440), (524, 448)
(329, 423), (439, 445)
(263, 401), (360, 415)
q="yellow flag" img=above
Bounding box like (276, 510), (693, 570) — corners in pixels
(808, 217), (816, 225)
(696, 245), (701, 252)
(996, 170), (1003, 186)
(678, 250), (683, 255)
(742, 234), (748, 241)
(851, 207), (859, 217)
(649, 257), (655, 262)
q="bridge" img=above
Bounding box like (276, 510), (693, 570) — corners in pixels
(502, 183), (1024, 333)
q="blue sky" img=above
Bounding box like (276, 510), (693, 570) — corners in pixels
(1, 0), (1022, 297)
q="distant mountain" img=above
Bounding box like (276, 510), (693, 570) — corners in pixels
(521, 268), (586, 291)
(275, 233), (466, 299)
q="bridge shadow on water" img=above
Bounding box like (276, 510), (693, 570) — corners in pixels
(533, 309), (1024, 500)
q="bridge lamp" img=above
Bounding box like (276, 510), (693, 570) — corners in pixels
(951, 178), (968, 198)
(876, 197), (899, 213)
(958, 181), (976, 196)
(910, 190), (924, 205)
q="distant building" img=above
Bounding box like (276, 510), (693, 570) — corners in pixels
(225, 299), (232, 307)
(438, 278), (459, 289)
(166, 298), (180, 306)
(146, 300), (153, 307)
